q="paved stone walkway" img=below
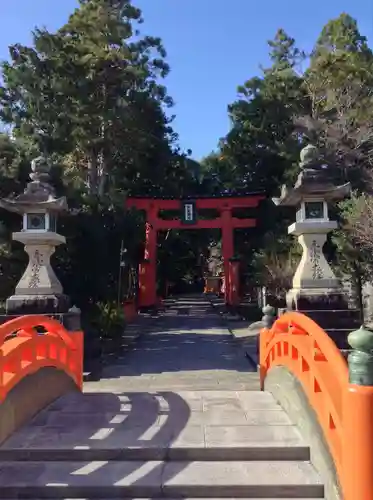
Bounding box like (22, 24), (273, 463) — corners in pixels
(85, 296), (260, 393)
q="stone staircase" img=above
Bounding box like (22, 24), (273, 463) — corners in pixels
(0, 389), (324, 498)
(0, 297), (326, 498)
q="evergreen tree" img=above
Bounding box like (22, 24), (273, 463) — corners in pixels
(218, 29), (308, 194)
(0, 0), (182, 199)
(298, 14), (373, 179)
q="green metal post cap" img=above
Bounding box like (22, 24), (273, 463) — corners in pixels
(348, 326), (373, 353)
(262, 305), (276, 328)
(347, 326), (373, 386)
(262, 304), (276, 316)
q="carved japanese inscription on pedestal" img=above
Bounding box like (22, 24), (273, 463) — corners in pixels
(310, 240), (323, 280)
(28, 249), (42, 288)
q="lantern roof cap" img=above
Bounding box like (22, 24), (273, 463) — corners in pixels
(0, 155), (67, 215)
(273, 144), (351, 207)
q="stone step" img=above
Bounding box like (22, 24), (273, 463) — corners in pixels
(325, 329), (352, 349)
(0, 460), (324, 498)
(303, 309), (361, 329)
(0, 389), (314, 489)
(82, 376), (262, 392)
(304, 308), (361, 318)
(2, 390), (309, 463)
(0, 436), (310, 462)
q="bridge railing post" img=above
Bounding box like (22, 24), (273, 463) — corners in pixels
(343, 326), (373, 500)
(261, 304), (276, 329)
(62, 306), (84, 389)
(0, 350), (4, 400)
(259, 305), (276, 390)
(71, 330), (84, 390)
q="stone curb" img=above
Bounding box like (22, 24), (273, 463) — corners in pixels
(103, 313), (162, 362)
(207, 296), (262, 370)
(84, 313), (161, 381)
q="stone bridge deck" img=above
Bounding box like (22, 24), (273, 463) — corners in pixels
(0, 296), (324, 499)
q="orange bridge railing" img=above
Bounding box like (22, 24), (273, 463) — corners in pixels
(0, 315), (84, 401)
(260, 310), (373, 500)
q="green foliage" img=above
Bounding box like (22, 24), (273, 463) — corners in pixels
(250, 231), (301, 297)
(94, 301), (126, 340)
(331, 195), (373, 311)
(336, 194), (373, 268)
(53, 205), (144, 307)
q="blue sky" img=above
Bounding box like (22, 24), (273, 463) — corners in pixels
(2, 0), (373, 160)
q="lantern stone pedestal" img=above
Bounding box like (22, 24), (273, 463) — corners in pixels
(286, 219), (346, 310)
(6, 231), (69, 314)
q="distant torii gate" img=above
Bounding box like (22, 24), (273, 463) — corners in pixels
(126, 194), (264, 308)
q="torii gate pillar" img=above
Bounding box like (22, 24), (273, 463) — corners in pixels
(228, 258), (240, 307)
(138, 222), (157, 308)
(221, 207), (234, 305)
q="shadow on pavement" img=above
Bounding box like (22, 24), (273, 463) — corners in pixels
(0, 390), (193, 495)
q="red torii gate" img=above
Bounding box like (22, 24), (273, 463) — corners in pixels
(126, 194), (264, 308)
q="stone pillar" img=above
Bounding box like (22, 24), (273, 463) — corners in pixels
(362, 282), (373, 322)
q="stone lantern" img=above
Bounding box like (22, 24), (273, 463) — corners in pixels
(274, 144), (351, 311)
(204, 244), (223, 295)
(0, 155), (69, 314)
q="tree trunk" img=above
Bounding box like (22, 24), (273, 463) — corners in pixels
(97, 151), (107, 199)
(87, 151), (107, 199)
(87, 154), (99, 195)
(352, 261), (364, 322)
